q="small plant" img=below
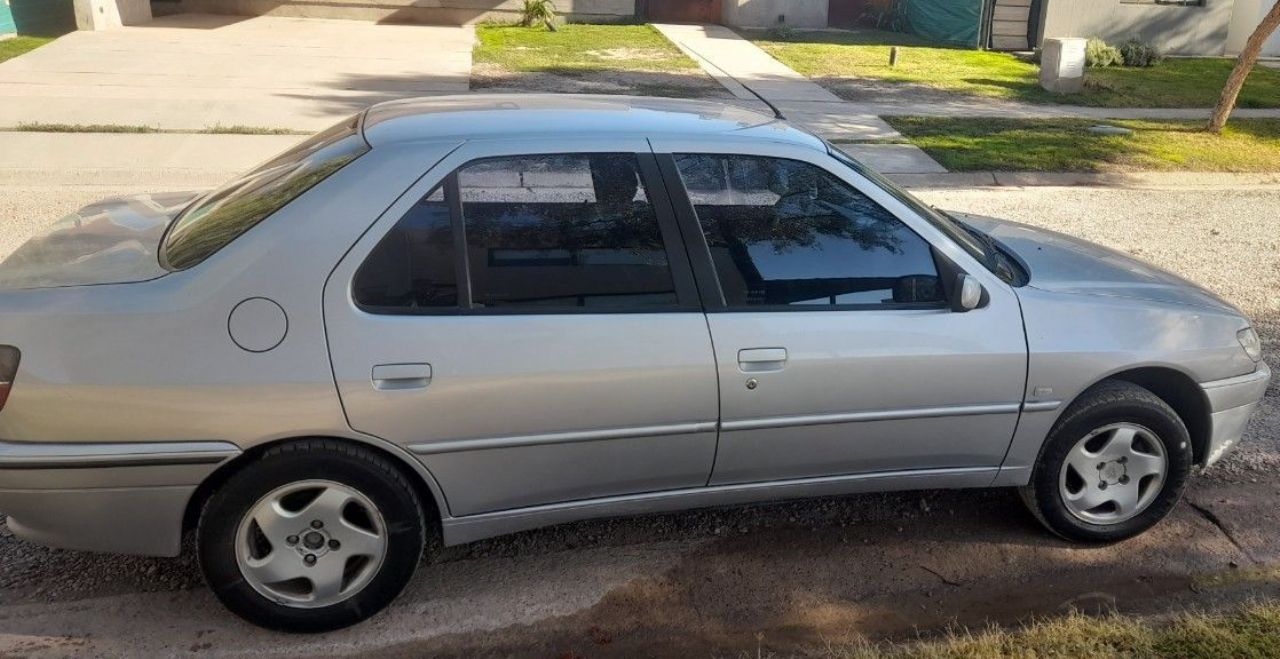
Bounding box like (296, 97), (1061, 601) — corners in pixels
(859, 0), (909, 33)
(1085, 37), (1123, 67)
(520, 0), (557, 32)
(1119, 39), (1163, 67)
(766, 24), (796, 40)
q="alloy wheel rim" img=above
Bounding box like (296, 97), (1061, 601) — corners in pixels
(235, 479), (388, 609)
(1059, 422), (1167, 525)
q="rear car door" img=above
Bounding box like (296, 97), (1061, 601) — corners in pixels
(324, 138), (719, 516)
(652, 139), (1028, 485)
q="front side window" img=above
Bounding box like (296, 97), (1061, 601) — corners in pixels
(162, 116), (369, 270)
(354, 153), (680, 312)
(674, 154), (943, 308)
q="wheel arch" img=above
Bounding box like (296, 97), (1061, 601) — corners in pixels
(1078, 366), (1212, 466)
(182, 434), (448, 538)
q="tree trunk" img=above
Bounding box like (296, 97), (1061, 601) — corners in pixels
(1207, 1), (1280, 133)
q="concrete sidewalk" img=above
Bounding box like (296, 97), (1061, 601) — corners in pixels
(652, 23), (841, 104)
(0, 132), (302, 174)
(651, 23), (1280, 178)
(653, 23), (944, 175)
(0, 14), (472, 131)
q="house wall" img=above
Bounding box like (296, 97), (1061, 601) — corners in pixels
(1039, 0), (1235, 55)
(159, 0), (637, 24)
(721, 0), (829, 28)
(1227, 0), (1280, 56)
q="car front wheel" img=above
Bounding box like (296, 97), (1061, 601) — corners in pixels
(1020, 380), (1192, 543)
(198, 439), (425, 632)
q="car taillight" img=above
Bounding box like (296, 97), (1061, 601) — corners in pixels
(0, 346), (18, 412)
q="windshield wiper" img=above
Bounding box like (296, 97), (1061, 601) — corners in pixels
(940, 210), (998, 268)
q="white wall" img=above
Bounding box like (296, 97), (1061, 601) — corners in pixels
(165, 0), (636, 24)
(722, 0), (828, 29)
(1040, 0), (1235, 56)
(74, 0), (152, 29)
(1227, 0), (1280, 56)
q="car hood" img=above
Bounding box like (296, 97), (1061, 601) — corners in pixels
(0, 191), (200, 291)
(955, 213), (1240, 315)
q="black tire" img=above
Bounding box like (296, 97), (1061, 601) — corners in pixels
(1019, 380), (1192, 543)
(198, 439), (425, 632)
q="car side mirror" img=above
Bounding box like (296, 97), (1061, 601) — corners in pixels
(951, 274), (984, 312)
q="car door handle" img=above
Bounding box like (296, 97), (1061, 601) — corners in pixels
(738, 348), (787, 372)
(372, 363), (432, 391)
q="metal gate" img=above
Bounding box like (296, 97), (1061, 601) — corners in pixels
(828, 0), (871, 28)
(643, 0), (723, 23)
(988, 0), (1035, 50)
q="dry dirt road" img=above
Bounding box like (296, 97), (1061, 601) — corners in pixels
(1, 180), (1277, 658)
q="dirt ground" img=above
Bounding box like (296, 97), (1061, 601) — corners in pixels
(0, 185), (1277, 657)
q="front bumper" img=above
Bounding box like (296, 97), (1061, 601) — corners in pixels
(1200, 361), (1272, 467)
(0, 440), (239, 556)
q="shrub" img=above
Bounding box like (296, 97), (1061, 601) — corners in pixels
(1085, 37), (1123, 68)
(766, 24), (797, 40)
(521, 0), (557, 31)
(1119, 39), (1163, 67)
(859, 0), (909, 33)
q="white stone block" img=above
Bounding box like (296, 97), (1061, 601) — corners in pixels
(1040, 37), (1087, 94)
(75, 0), (152, 30)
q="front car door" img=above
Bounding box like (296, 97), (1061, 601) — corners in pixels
(652, 137), (1028, 486)
(324, 138), (719, 516)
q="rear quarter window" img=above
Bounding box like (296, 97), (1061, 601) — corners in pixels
(161, 117), (369, 270)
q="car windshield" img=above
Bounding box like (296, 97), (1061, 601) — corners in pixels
(826, 144), (990, 263)
(160, 115), (369, 270)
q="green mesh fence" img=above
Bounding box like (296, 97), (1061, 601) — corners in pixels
(902, 0), (984, 48)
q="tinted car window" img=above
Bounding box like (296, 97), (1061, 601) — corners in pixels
(826, 143), (990, 265)
(354, 187), (457, 310)
(162, 116), (369, 270)
(458, 154), (678, 310)
(674, 154), (943, 308)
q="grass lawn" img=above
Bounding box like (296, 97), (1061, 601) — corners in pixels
(473, 24), (727, 97)
(824, 601), (1280, 658)
(0, 35), (56, 64)
(751, 29), (1280, 108)
(885, 117), (1280, 172)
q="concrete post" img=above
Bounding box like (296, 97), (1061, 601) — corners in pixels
(74, 0), (151, 30)
(1039, 37), (1087, 94)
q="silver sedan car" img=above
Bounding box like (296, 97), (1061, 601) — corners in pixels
(0, 96), (1269, 631)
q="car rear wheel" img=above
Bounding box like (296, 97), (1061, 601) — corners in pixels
(1020, 381), (1192, 543)
(198, 439), (425, 632)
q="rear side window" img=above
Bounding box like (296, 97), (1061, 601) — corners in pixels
(353, 188), (457, 310)
(354, 153), (681, 312)
(674, 154), (944, 308)
(162, 116), (369, 270)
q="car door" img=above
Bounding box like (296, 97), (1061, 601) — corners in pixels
(651, 138), (1028, 485)
(324, 138), (719, 516)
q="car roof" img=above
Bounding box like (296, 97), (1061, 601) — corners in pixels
(359, 94), (827, 151)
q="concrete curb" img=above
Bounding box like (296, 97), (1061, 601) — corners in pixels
(890, 171), (1280, 190)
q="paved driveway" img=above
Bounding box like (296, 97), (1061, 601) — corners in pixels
(0, 13), (472, 131)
